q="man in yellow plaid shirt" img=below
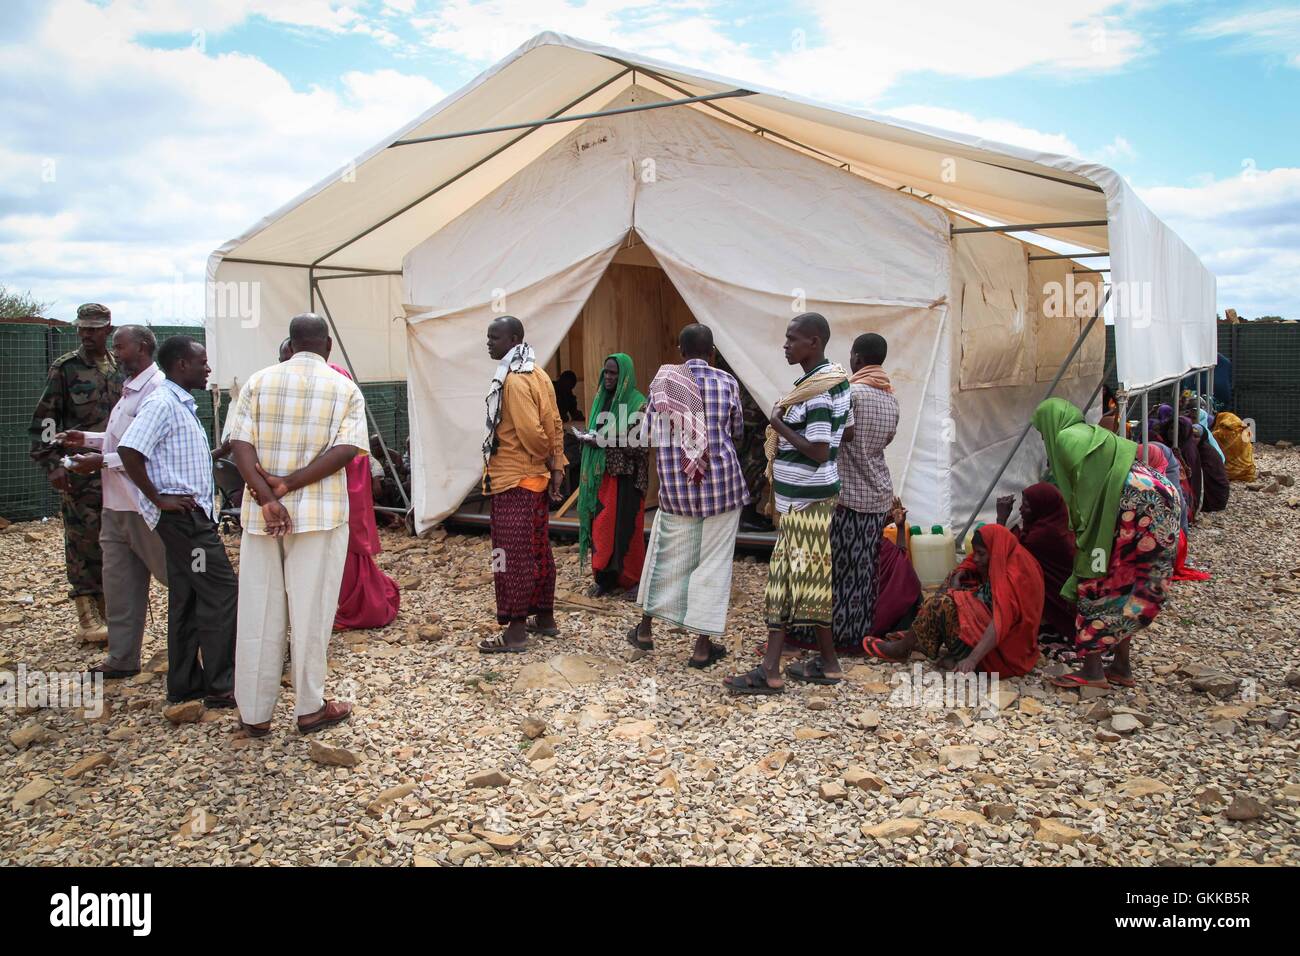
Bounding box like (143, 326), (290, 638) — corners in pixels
(227, 314), (368, 736)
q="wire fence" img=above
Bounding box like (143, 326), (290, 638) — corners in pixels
(0, 322), (409, 522)
(2, 320), (1293, 521)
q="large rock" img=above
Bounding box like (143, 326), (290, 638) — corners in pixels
(609, 719), (657, 741)
(367, 782), (419, 815)
(818, 782), (847, 802)
(163, 700), (204, 724)
(937, 745), (980, 769)
(933, 807), (988, 828)
(1035, 819), (1083, 845)
(511, 654), (609, 692)
(466, 769), (510, 789)
(525, 740), (554, 762)
(862, 818), (923, 839)
(449, 840), (494, 863)
(1117, 777), (1170, 798)
(519, 716), (547, 739)
(1190, 674), (1241, 698)
(9, 722), (50, 750)
(12, 777), (55, 810)
(64, 753), (112, 779)
(1109, 714), (1142, 734)
(308, 740), (362, 768)
(844, 767), (887, 792)
(1224, 796), (1268, 822)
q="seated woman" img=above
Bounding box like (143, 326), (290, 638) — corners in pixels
(1212, 412), (1256, 482)
(1197, 408), (1230, 512)
(863, 524), (1043, 678)
(1139, 440), (1187, 533)
(577, 353), (650, 598)
(996, 482), (1075, 644)
(868, 498), (923, 638)
(1032, 399), (1180, 690)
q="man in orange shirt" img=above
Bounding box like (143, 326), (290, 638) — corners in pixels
(480, 316), (567, 653)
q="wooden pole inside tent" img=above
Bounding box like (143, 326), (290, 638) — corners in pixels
(554, 488), (580, 519)
(954, 287), (1111, 549)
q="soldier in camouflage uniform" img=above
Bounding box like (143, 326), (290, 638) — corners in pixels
(28, 303), (124, 642)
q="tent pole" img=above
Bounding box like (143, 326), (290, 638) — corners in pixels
(1116, 388), (1128, 439)
(312, 69), (632, 269)
(388, 88), (755, 147)
(954, 288), (1111, 549)
(1083, 354), (1116, 416)
(313, 279), (413, 516)
(951, 220), (1107, 236)
(897, 304), (950, 497)
(1028, 252), (1109, 261)
(1142, 391), (1149, 464)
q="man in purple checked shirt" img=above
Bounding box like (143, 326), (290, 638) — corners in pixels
(627, 324), (749, 668)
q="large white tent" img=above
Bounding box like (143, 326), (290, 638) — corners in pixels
(206, 32), (1216, 534)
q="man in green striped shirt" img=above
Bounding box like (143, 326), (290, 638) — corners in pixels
(725, 313), (851, 695)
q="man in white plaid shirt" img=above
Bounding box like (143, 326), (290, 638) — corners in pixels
(225, 314), (368, 736)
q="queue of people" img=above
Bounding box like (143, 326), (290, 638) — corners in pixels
(30, 306), (1253, 728)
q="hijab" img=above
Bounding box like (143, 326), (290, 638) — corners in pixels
(953, 524), (1043, 677)
(577, 353), (646, 560)
(1031, 398), (1137, 599)
(1015, 483), (1076, 639)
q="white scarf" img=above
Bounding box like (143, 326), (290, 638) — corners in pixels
(483, 342), (536, 490)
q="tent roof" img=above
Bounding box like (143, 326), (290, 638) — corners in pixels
(210, 31), (1214, 390)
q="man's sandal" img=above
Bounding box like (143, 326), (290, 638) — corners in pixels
(785, 657), (842, 685)
(478, 632), (529, 654)
(724, 666), (782, 695)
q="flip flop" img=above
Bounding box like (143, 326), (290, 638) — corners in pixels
(478, 633), (529, 654)
(724, 665), (783, 696)
(1049, 672), (1111, 689)
(1104, 670), (1136, 688)
(785, 657), (842, 685)
(626, 625), (654, 652)
(862, 636), (903, 661)
(687, 641), (727, 669)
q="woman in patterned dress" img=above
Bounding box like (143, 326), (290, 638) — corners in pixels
(1032, 399), (1181, 689)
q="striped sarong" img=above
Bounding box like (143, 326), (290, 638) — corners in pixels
(636, 508), (741, 636)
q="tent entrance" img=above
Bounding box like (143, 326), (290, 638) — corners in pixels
(447, 237), (776, 546)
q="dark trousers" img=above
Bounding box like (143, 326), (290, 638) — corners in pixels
(155, 510), (238, 701)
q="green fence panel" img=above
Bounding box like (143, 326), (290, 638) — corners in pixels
(0, 322), (411, 522)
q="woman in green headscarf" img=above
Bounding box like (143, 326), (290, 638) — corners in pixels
(578, 354), (650, 598)
(1031, 398), (1180, 689)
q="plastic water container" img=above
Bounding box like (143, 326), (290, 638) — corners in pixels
(910, 524), (957, 588)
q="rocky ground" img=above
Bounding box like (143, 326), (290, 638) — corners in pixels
(2, 449), (1298, 867)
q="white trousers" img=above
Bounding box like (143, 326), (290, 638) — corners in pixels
(234, 524), (348, 724)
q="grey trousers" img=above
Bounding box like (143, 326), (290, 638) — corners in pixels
(100, 508), (168, 670)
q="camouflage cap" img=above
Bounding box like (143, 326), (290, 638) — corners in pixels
(75, 303), (112, 328)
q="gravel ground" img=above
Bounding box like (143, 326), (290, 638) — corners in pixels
(2, 449), (1298, 867)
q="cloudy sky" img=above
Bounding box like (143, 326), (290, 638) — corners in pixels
(1, 0), (1297, 323)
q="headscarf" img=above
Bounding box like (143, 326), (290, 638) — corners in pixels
(953, 524), (1043, 677)
(869, 535), (922, 637)
(483, 342), (535, 493)
(1136, 443), (1168, 471)
(577, 353), (646, 561)
(1212, 412), (1255, 482)
(1199, 408), (1225, 462)
(647, 363), (709, 481)
(1014, 483), (1076, 639)
(1031, 398), (1137, 599)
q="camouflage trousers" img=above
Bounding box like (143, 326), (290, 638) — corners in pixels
(60, 472), (105, 599)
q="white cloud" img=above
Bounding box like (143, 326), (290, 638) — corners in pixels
(1139, 167), (1300, 318)
(882, 105), (1081, 156)
(1098, 134), (1137, 163)
(1191, 7), (1300, 68)
(0, 0), (442, 323)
